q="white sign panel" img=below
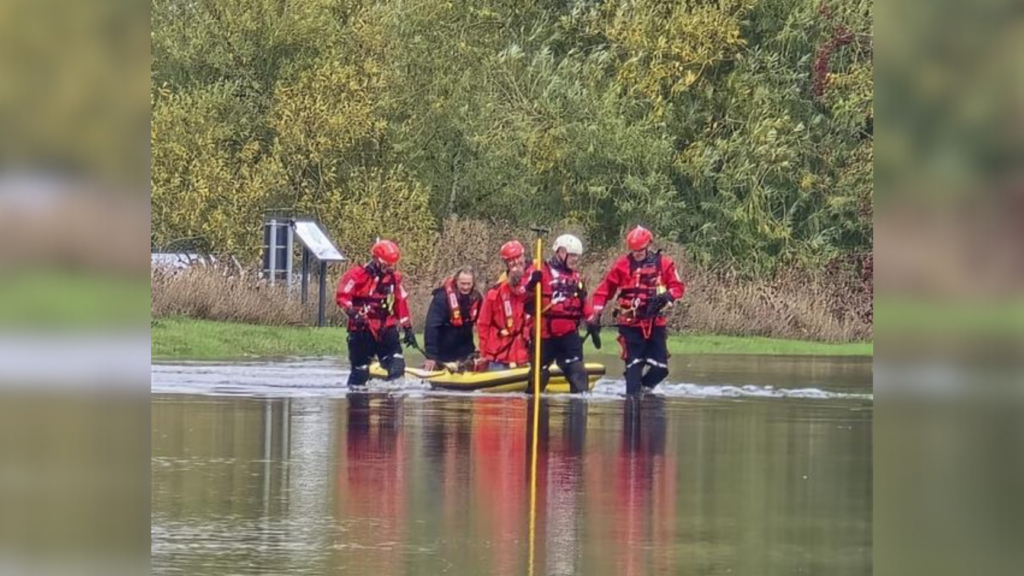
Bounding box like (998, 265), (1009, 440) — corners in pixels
(293, 221), (345, 261)
(151, 252), (211, 270)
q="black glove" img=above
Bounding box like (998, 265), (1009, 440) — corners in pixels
(346, 308), (367, 328)
(642, 292), (673, 318)
(585, 321), (602, 349)
(402, 326), (419, 349)
(524, 269), (543, 292)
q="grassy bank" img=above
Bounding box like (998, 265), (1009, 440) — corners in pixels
(1, 269), (150, 327)
(151, 318), (872, 361)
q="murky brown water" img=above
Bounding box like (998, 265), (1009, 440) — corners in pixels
(151, 355), (872, 575)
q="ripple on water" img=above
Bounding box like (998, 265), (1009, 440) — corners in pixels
(152, 360), (872, 402)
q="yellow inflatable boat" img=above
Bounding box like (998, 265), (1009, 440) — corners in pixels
(368, 362), (605, 393)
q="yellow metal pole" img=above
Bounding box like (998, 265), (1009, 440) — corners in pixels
(527, 233), (544, 576)
(532, 235), (543, 399)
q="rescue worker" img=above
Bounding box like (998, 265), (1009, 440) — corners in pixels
(423, 267), (482, 370)
(588, 226), (686, 395)
(523, 234), (593, 394)
(335, 239), (419, 387)
(477, 240), (530, 370)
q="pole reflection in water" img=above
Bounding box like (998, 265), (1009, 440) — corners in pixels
(522, 397), (593, 576)
(526, 397), (546, 576)
(152, 375), (871, 576)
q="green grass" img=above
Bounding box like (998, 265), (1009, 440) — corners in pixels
(151, 318), (348, 359)
(0, 269), (151, 328)
(152, 317), (872, 360)
(875, 297), (1024, 336)
(665, 334), (869, 356)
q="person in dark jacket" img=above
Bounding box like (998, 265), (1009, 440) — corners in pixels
(423, 268), (482, 370)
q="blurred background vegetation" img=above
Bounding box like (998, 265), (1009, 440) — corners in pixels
(151, 0), (872, 277)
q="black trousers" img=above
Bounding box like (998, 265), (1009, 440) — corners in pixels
(617, 325), (670, 394)
(347, 326), (404, 387)
(527, 331), (589, 394)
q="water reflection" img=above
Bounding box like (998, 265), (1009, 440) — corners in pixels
(538, 398), (588, 576)
(152, 391), (872, 576)
(614, 397), (675, 575)
(475, 398), (529, 576)
(338, 394), (406, 573)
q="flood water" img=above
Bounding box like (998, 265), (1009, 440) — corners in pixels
(151, 354), (872, 575)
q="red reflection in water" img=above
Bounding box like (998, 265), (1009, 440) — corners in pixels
(612, 398), (677, 576)
(337, 395), (406, 574)
(332, 395), (678, 575)
(472, 398), (528, 576)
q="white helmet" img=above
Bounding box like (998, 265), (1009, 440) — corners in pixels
(552, 234), (583, 255)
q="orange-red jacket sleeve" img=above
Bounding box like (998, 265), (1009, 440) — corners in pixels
(393, 272), (413, 328)
(591, 257), (626, 315)
(477, 289), (498, 356)
(581, 277), (595, 320)
(335, 266), (364, 311)
(662, 257), (686, 301)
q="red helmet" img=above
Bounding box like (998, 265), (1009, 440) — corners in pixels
(626, 226), (653, 251)
(371, 239), (401, 265)
(499, 240), (524, 261)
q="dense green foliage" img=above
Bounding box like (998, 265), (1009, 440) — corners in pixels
(152, 0), (872, 274)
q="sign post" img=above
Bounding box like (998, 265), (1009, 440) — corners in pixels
(291, 220), (346, 327)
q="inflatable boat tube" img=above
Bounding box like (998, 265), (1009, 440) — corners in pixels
(368, 362), (605, 393)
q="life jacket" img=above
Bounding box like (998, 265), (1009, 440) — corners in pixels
(351, 266), (398, 319)
(490, 277), (519, 333)
(443, 278), (480, 327)
(479, 279), (529, 366)
(542, 259), (586, 320)
(616, 253), (666, 318)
